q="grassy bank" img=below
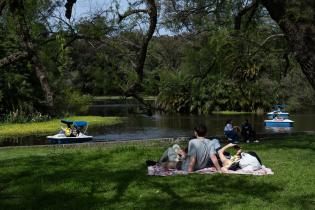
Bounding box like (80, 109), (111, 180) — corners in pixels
(0, 116), (122, 139)
(212, 111), (252, 115)
(0, 135), (314, 210)
(93, 96), (156, 101)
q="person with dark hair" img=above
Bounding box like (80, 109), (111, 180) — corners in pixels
(224, 119), (240, 143)
(241, 119), (259, 143)
(218, 143), (262, 172)
(185, 124), (222, 173)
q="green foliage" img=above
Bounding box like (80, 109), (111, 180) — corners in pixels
(157, 70), (191, 112)
(54, 90), (92, 115)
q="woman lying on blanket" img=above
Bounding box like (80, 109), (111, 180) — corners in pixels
(146, 144), (188, 170)
(159, 144), (188, 170)
(218, 143), (262, 173)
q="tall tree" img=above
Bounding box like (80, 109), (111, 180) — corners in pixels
(0, 0), (54, 108)
(65, 0), (158, 108)
(235, 0), (315, 89)
(260, 0), (315, 90)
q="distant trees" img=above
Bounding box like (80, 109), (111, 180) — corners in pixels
(0, 0), (314, 116)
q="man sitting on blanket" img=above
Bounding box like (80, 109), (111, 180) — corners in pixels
(185, 124), (222, 173)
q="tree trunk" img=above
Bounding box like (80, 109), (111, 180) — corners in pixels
(134, 0), (157, 82)
(261, 0), (315, 90)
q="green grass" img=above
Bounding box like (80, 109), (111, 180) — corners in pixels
(93, 96), (156, 101)
(0, 116), (122, 140)
(0, 135), (314, 210)
(212, 110), (253, 115)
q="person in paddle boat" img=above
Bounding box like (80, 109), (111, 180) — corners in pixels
(272, 112), (284, 120)
(218, 143), (262, 173)
(60, 125), (78, 137)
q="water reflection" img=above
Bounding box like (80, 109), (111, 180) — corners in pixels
(264, 126), (293, 133)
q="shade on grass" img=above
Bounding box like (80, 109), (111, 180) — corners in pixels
(0, 116), (122, 140)
(0, 135), (314, 210)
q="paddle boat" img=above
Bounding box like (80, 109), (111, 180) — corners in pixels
(47, 119), (93, 144)
(266, 104), (289, 119)
(266, 110), (289, 119)
(264, 118), (294, 127)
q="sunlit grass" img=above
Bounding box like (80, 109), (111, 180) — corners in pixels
(0, 135), (314, 210)
(212, 110), (252, 115)
(93, 96), (157, 101)
(0, 116), (122, 140)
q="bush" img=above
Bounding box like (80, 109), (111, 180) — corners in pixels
(54, 90), (92, 115)
(1, 110), (51, 123)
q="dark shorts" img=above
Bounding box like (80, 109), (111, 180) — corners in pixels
(228, 162), (240, 171)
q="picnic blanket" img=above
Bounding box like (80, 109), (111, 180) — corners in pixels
(147, 165), (274, 176)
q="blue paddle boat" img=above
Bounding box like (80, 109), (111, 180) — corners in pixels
(264, 118), (294, 127)
(47, 120), (93, 144)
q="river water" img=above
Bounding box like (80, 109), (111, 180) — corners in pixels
(1, 99), (315, 146)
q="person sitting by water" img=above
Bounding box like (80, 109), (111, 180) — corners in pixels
(241, 119), (259, 143)
(224, 119), (240, 143)
(186, 124), (222, 173)
(218, 143), (262, 173)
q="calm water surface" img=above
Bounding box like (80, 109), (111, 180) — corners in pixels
(1, 100), (315, 146)
(90, 112), (315, 141)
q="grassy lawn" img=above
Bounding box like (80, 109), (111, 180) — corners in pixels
(0, 116), (122, 140)
(0, 135), (314, 210)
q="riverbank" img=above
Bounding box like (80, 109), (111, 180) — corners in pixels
(93, 96), (157, 101)
(212, 111), (253, 115)
(0, 116), (122, 140)
(0, 135), (314, 210)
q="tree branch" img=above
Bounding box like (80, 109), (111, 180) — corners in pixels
(234, 0), (259, 30)
(118, 9), (148, 23)
(260, 34), (285, 46)
(0, 51), (28, 67)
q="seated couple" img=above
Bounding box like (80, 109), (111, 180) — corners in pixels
(154, 124), (262, 173)
(224, 119), (259, 143)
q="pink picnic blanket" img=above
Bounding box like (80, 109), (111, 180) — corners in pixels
(147, 165), (274, 176)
